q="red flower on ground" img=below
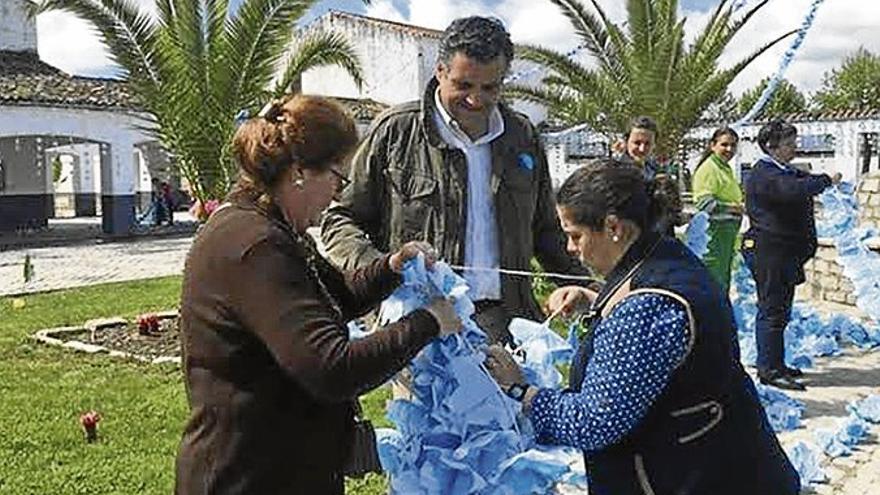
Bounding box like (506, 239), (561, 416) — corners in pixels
(136, 314), (160, 335)
(80, 411), (101, 442)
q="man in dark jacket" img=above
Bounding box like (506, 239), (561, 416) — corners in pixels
(321, 16), (588, 344)
(743, 119), (840, 391)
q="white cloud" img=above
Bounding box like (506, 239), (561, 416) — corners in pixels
(34, 0), (880, 99)
(498, 0), (577, 50)
(35, 0), (158, 77)
(685, 0), (880, 96)
(362, 0), (407, 24)
(36, 11), (114, 76)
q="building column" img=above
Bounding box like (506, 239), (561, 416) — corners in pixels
(73, 143), (99, 216)
(100, 140), (136, 235)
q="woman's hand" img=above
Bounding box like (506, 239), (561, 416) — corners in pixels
(423, 297), (462, 336)
(389, 241), (438, 273)
(544, 286), (597, 318)
(484, 345), (525, 388)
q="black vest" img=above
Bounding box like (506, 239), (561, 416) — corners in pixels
(570, 234), (800, 495)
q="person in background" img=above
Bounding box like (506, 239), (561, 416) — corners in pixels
(692, 126), (743, 293)
(742, 118), (841, 391)
(486, 162), (800, 495)
(161, 181), (175, 225)
(613, 115), (683, 235)
(320, 16), (589, 345)
(615, 115), (660, 180)
(150, 177), (166, 224)
(175, 94), (461, 494)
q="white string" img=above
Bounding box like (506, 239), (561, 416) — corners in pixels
(448, 264), (597, 282)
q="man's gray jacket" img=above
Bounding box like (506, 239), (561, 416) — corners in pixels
(321, 78), (589, 319)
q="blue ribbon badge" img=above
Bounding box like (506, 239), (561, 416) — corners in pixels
(518, 152), (535, 171)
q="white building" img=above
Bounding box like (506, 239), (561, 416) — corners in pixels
(688, 110), (880, 182)
(544, 111), (880, 189)
(0, 0), (166, 234)
(298, 10), (547, 124)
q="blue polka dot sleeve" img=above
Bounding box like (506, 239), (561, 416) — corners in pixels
(528, 292), (691, 453)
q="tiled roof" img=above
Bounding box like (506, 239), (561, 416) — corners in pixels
(0, 51), (136, 110)
(0, 50), (61, 76)
(699, 108), (880, 127)
(753, 108), (880, 124)
(325, 10), (443, 38)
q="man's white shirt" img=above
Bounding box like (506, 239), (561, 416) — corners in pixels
(433, 89), (504, 301)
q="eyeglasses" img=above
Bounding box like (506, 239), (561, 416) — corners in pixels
(329, 167), (351, 192)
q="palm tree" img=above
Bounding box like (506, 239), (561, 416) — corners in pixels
(30, 0), (368, 203)
(506, 0), (795, 160)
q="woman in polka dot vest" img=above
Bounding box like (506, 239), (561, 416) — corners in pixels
(486, 162), (799, 494)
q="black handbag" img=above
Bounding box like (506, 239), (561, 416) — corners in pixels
(342, 401), (383, 478)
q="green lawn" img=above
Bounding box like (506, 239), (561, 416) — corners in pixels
(0, 277), (388, 494)
(0, 268), (567, 494)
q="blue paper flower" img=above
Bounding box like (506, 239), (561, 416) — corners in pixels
(376, 257), (586, 493)
(517, 153), (535, 171)
(787, 442), (827, 485)
(684, 211), (711, 259)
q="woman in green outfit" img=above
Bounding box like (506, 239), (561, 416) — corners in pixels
(692, 127), (743, 293)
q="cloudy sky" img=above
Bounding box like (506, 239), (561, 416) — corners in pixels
(34, 0), (880, 97)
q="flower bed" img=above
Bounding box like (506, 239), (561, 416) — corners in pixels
(31, 311), (180, 365)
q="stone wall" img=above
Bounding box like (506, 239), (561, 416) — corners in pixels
(801, 241), (859, 306)
(858, 174), (880, 229)
(800, 173), (880, 307)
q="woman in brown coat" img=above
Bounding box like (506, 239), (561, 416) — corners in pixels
(175, 95), (460, 494)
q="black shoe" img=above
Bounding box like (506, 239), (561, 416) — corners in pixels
(758, 370), (806, 391)
(782, 366), (803, 378)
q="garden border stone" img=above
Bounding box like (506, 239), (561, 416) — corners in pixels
(31, 311), (182, 366)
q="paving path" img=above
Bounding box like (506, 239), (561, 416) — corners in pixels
(774, 348), (880, 495)
(0, 236), (193, 296)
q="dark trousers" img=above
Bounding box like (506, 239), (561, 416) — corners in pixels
(743, 246), (804, 373)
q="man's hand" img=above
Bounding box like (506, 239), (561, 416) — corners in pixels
(389, 241), (438, 273)
(831, 172), (842, 185)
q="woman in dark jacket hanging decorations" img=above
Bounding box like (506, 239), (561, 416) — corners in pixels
(486, 162), (800, 495)
(175, 94), (461, 495)
(742, 118), (840, 390)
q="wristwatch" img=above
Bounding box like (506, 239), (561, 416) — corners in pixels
(505, 383), (530, 402)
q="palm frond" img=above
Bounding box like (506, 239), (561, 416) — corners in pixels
(33, 0), (371, 202)
(686, 0), (729, 59)
(274, 31), (364, 97)
(515, 44), (599, 93)
(31, 0), (161, 90)
(226, 0), (316, 110)
(529, 0), (795, 156)
(548, 0), (619, 74)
